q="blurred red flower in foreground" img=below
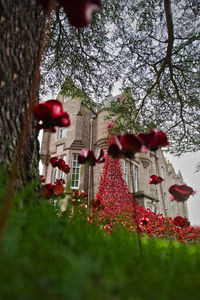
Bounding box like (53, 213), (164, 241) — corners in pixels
(108, 134), (146, 159)
(169, 184), (195, 202)
(78, 148), (105, 166)
(37, 0), (101, 28)
(50, 156), (70, 174)
(43, 180), (65, 197)
(108, 129), (169, 159)
(72, 189), (87, 200)
(43, 183), (54, 196)
(173, 216), (190, 228)
(138, 129), (170, 151)
(149, 175), (163, 184)
(40, 175), (45, 183)
(34, 100), (70, 132)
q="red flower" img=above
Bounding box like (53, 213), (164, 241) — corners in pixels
(108, 134), (145, 159)
(72, 189), (80, 199)
(149, 175), (163, 184)
(138, 129), (170, 151)
(40, 175), (45, 183)
(50, 156), (59, 167)
(34, 100), (70, 132)
(43, 181), (65, 197)
(173, 216), (190, 227)
(60, 164), (71, 174)
(53, 181), (65, 196)
(169, 184), (195, 202)
(50, 156), (70, 174)
(43, 183), (54, 195)
(78, 148), (105, 166)
(80, 190), (88, 200)
(57, 158), (67, 169)
(37, 0), (101, 28)
(55, 178), (66, 185)
(139, 216), (150, 226)
(93, 198), (103, 208)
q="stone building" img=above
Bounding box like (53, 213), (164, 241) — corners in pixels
(41, 93), (188, 218)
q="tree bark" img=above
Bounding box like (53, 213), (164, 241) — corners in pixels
(0, 0), (45, 185)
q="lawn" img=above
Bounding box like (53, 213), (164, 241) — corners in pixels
(0, 193), (200, 300)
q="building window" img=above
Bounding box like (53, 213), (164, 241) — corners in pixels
(134, 165), (139, 192)
(71, 155), (80, 189)
(161, 166), (165, 179)
(124, 161), (128, 184)
(163, 192), (168, 210)
(58, 127), (67, 139)
(60, 155), (66, 180)
(147, 203), (156, 213)
(129, 163), (134, 193)
(52, 167), (58, 183)
(171, 177), (175, 185)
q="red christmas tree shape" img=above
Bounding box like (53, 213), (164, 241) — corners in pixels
(95, 121), (136, 221)
(96, 152), (135, 219)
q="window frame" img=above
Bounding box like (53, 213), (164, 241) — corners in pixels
(58, 127), (67, 139)
(129, 162), (134, 193)
(71, 154), (80, 189)
(133, 164), (139, 192)
(52, 167), (58, 184)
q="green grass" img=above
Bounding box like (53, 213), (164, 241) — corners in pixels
(0, 188), (200, 300)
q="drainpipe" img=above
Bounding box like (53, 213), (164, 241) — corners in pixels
(88, 117), (94, 205)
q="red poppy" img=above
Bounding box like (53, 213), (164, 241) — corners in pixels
(169, 184), (195, 202)
(43, 183), (54, 196)
(50, 156), (70, 174)
(96, 149), (105, 163)
(80, 190), (88, 200)
(78, 148), (105, 166)
(40, 175), (45, 183)
(43, 181), (65, 197)
(55, 178), (66, 185)
(94, 198), (104, 208)
(53, 181), (65, 196)
(72, 189), (80, 199)
(60, 164), (71, 174)
(173, 216), (190, 227)
(149, 175), (163, 184)
(57, 158), (67, 169)
(138, 129), (170, 151)
(37, 0), (101, 28)
(50, 156), (59, 167)
(139, 216), (150, 226)
(34, 100), (70, 132)
(108, 134), (145, 159)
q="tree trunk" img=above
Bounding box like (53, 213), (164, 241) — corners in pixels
(0, 0), (45, 185)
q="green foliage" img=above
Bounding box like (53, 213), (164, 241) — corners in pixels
(0, 183), (200, 299)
